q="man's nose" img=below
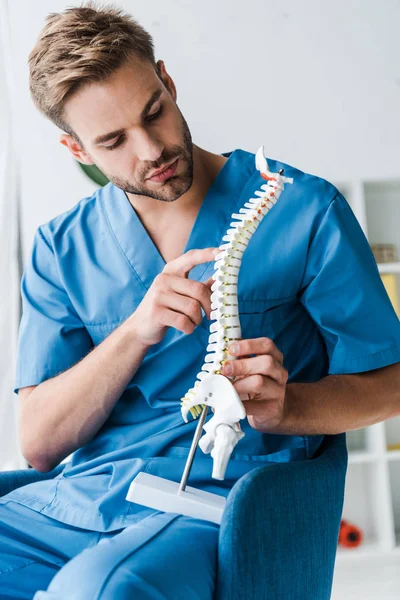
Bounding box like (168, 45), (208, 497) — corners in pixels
(134, 130), (164, 163)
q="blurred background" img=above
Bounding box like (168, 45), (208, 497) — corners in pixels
(0, 1), (399, 597)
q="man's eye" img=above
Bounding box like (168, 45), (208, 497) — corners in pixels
(104, 136), (124, 151)
(102, 106), (163, 151)
(146, 105), (164, 122)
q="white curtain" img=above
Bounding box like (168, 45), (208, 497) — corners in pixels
(0, 0), (26, 470)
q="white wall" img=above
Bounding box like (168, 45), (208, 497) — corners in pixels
(0, 0), (25, 469)
(7, 0), (400, 261)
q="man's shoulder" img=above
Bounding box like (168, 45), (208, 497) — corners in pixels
(236, 147), (340, 213)
(37, 183), (112, 248)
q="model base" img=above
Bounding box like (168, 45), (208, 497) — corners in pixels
(126, 472), (226, 525)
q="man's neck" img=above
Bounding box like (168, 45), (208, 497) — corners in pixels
(123, 145), (229, 264)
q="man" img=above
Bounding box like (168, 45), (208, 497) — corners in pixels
(0, 3), (399, 599)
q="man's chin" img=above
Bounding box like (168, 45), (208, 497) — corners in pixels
(145, 176), (193, 201)
(111, 175), (192, 202)
(106, 154), (194, 200)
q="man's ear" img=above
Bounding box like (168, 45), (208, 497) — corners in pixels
(156, 60), (177, 103)
(59, 134), (94, 165)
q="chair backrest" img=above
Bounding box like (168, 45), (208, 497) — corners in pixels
(215, 433), (348, 600)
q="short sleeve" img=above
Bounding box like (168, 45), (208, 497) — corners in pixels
(299, 192), (400, 374)
(14, 227), (93, 392)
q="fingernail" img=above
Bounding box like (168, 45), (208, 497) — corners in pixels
(229, 344), (238, 354)
(224, 363), (233, 375)
(212, 249), (220, 257)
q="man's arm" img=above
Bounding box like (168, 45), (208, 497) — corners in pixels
(222, 338), (400, 436)
(277, 361), (400, 436)
(19, 313), (151, 473)
(17, 247), (218, 473)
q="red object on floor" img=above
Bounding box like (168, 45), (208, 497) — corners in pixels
(338, 519), (363, 548)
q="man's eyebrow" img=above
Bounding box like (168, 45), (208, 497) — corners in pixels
(93, 88), (163, 146)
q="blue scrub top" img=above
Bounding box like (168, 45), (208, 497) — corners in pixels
(8, 148), (400, 532)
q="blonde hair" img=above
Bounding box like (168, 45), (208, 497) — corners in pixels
(28, 2), (156, 139)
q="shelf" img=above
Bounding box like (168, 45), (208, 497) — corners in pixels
(346, 423), (386, 455)
(348, 452), (380, 464)
(332, 177), (400, 560)
(385, 416), (400, 452)
(363, 178), (400, 192)
(341, 462), (387, 549)
(378, 262), (400, 274)
(387, 451), (400, 461)
(388, 463), (400, 542)
(345, 429), (366, 453)
(365, 181), (400, 265)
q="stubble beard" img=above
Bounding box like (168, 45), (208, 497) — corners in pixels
(103, 109), (194, 202)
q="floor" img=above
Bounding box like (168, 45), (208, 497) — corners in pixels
(331, 554), (400, 599)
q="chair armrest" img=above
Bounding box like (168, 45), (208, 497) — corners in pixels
(0, 465), (64, 498)
(215, 433), (348, 600)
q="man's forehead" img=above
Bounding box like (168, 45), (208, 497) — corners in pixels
(64, 60), (161, 140)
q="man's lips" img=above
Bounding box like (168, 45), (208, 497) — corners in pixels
(146, 158), (179, 182)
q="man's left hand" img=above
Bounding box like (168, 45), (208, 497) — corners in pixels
(221, 337), (289, 432)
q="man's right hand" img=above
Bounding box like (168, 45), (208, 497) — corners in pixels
(18, 248), (225, 471)
(130, 247), (220, 347)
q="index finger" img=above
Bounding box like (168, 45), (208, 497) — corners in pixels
(162, 247), (220, 278)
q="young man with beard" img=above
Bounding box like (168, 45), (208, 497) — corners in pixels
(0, 3), (399, 599)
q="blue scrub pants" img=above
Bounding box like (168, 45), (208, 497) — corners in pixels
(0, 500), (219, 599)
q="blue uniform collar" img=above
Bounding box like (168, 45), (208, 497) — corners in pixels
(101, 149), (256, 290)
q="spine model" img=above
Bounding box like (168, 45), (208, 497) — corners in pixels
(180, 146), (293, 479)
